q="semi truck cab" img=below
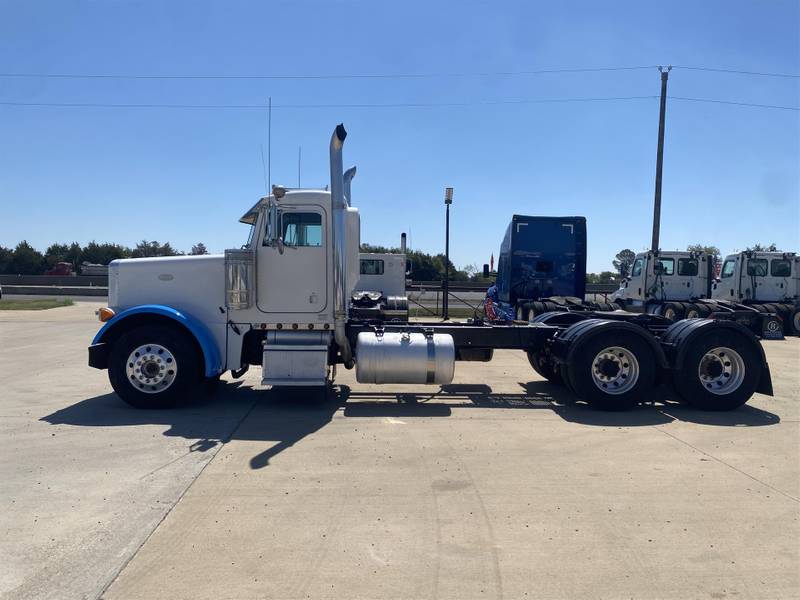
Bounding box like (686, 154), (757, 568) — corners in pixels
(613, 251), (713, 308)
(713, 251), (799, 303)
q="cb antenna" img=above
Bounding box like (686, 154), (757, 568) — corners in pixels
(259, 145), (268, 195)
(298, 145), (301, 187)
(267, 96), (272, 196)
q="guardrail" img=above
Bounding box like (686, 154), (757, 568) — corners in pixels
(407, 280), (619, 294)
(0, 275), (108, 286)
(0, 275), (619, 303)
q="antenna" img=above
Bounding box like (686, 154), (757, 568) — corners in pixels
(267, 97), (272, 195)
(259, 145), (268, 195)
(298, 145), (301, 187)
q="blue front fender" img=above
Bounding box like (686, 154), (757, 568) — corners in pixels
(93, 305), (223, 377)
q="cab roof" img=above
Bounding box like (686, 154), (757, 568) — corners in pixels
(239, 188), (331, 225)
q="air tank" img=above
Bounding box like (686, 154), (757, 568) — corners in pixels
(355, 331), (455, 384)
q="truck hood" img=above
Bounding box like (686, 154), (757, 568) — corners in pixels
(109, 254), (226, 313)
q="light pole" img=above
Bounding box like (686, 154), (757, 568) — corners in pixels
(443, 187), (453, 320)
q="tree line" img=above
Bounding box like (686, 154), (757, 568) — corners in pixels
(0, 238), (783, 279)
(0, 240), (209, 275)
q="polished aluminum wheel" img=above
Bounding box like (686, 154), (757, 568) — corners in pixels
(698, 346), (744, 395)
(686, 308), (700, 319)
(663, 306), (677, 321)
(125, 343), (178, 394)
(591, 346), (639, 394)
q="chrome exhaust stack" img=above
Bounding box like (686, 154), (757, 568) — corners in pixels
(329, 124), (354, 368)
(343, 166), (356, 206)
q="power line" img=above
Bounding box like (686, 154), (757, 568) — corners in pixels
(0, 65), (796, 81)
(0, 65), (657, 81)
(1, 95), (796, 111)
(668, 96), (800, 111)
(0, 96), (659, 109)
(674, 66), (800, 79)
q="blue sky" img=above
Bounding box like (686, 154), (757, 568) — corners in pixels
(1, 0), (798, 273)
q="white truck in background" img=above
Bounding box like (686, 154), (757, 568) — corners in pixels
(351, 241), (410, 321)
(713, 251), (799, 333)
(87, 124), (773, 413)
(612, 250), (798, 336)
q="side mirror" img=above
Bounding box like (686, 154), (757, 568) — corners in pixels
(405, 259), (413, 276)
(277, 237), (285, 255)
(265, 201), (281, 247)
(482, 264), (490, 278)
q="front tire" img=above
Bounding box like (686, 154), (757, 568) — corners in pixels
(790, 308), (800, 336)
(108, 324), (203, 408)
(662, 302), (683, 321)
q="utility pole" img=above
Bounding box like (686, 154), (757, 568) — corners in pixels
(651, 65), (671, 253)
(443, 187), (453, 320)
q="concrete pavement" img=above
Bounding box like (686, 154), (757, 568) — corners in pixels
(1, 302), (798, 599)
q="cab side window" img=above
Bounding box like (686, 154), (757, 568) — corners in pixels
(770, 259), (791, 277)
(360, 259), (384, 275)
(746, 259), (768, 277)
(677, 258), (698, 276)
(656, 258), (674, 275)
(721, 260), (736, 278)
(282, 212), (322, 247)
(631, 258), (643, 277)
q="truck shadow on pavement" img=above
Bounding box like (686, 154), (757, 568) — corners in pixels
(344, 382), (780, 428)
(42, 378), (779, 471)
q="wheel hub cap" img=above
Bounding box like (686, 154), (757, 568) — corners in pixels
(591, 346), (639, 395)
(698, 346), (744, 395)
(125, 343), (178, 394)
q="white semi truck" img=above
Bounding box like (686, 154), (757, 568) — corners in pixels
(88, 124), (773, 412)
(351, 249), (409, 321)
(612, 250), (798, 336)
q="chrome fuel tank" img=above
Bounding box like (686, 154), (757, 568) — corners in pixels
(355, 331), (455, 384)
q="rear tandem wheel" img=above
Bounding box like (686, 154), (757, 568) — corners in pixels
(564, 327), (657, 410)
(668, 326), (762, 410)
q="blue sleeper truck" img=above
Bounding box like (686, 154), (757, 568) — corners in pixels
(490, 215), (614, 321)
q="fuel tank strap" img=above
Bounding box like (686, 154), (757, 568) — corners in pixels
(426, 335), (436, 384)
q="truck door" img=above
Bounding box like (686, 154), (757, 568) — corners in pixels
(647, 256), (674, 301)
(674, 256), (701, 300)
(768, 257), (792, 301)
(625, 256), (646, 302)
(742, 256), (768, 301)
(714, 257), (738, 299)
(257, 206), (329, 315)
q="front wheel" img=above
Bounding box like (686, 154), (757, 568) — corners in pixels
(108, 324), (203, 408)
(790, 308), (800, 336)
